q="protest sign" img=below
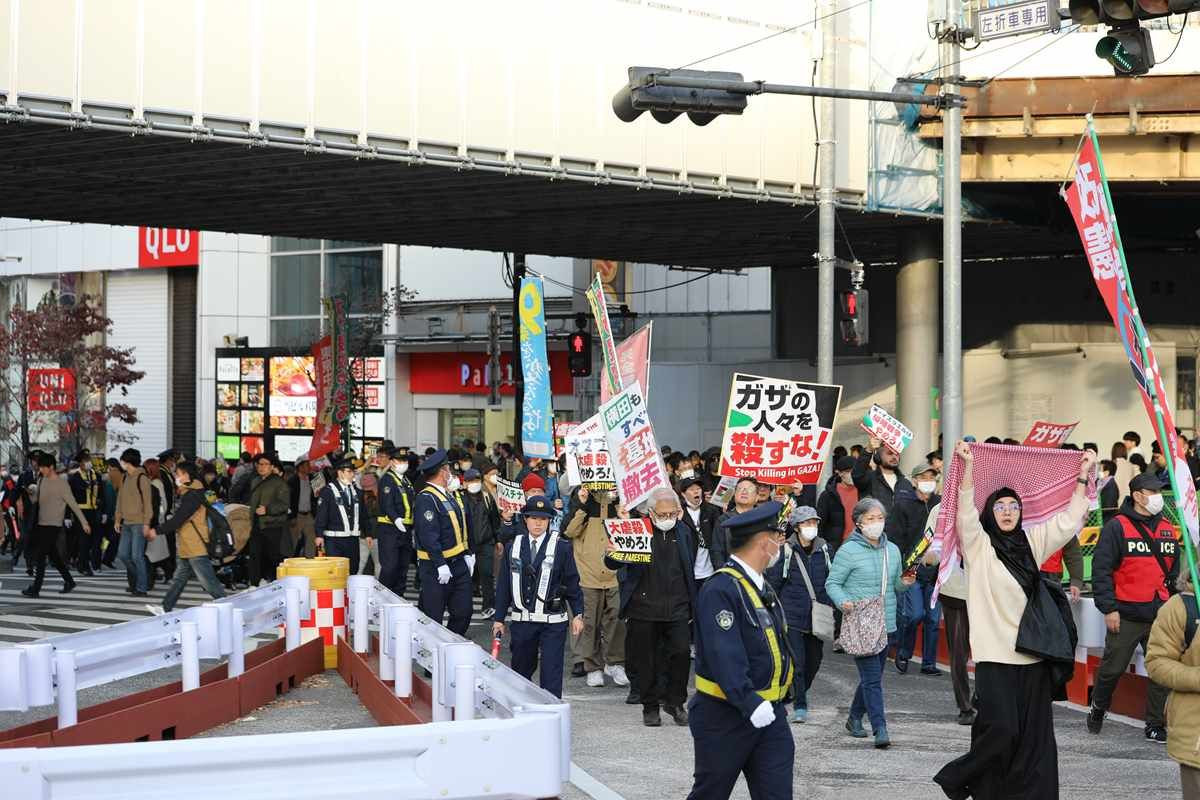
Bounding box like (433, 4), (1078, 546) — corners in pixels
(604, 517), (652, 564)
(601, 322), (653, 405)
(708, 475), (737, 509)
(860, 404), (913, 453)
(587, 274), (623, 399)
(600, 381), (670, 509)
(564, 414), (616, 490)
(1022, 420), (1079, 449)
(718, 374), (842, 485)
(518, 277), (555, 459)
(496, 478), (525, 515)
(553, 421), (579, 458)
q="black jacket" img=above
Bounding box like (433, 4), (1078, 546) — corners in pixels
(816, 475), (851, 550)
(852, 450), (913, 516)
(886, 487), (941, 583)
(1099, 478), (1119, 526)
(606, 519), (697, 620)
(679, 502), (719, 560)
(287, 473), (318, 519)
(463, 490), (500, 550)
(1093, 497), (1181, 623)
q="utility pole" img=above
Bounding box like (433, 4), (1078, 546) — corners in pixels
(816, 0), (836, 394)
(940, 0), (963, 470)
(511, 254), (526, 453)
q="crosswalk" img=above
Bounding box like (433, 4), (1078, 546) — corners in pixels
(0, 567), (493, 644)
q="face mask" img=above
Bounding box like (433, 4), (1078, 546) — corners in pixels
(917, 481), (937, 495)
(396, 463), (409, 475)
(447, 476), (461, 493)
(467, 481), (482, 494)
(1144, 493), (1164, 515)
(862, 522), (885, 540)
(767, 540), (782, 568)
(798, 526), (818, 542)
(652, 516), (675, 532)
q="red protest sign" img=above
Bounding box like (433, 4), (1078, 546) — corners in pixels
(1022, 420), (1078, 449)
(28, 368), (75, 411)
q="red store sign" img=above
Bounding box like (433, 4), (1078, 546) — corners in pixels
(409, 351), (573, 396)
(139, 227), (199, 268)
(28, 368), (76, 411)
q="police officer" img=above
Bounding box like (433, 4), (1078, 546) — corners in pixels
(492, 495), (584, 698)
(68, 450), (103, 576)
(688, 501), (794, 800)
(377, 447), (416, 595)
(314, 460), (366, 574)
(413, 449), (474, 635)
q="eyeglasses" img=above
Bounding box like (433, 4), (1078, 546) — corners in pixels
(992, 502), (1021, 514)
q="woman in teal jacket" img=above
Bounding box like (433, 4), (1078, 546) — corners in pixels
(825, 497), (914, 749)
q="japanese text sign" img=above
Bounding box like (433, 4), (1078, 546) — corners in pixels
(860, 404), (913, 454)
(307, 336), (341, 461)
(974, 0), (1057, 42)
(496, 478), (526, 515)
(1022, 420), (1078, 449)
(519, 277), (555, 459)
(719, 374), (843, 485)
(601, 322), (653, 405)
(587, 273), (623, 399)
(604, 517), (652, 564)
(600, 381), (669, 509)
(554, 422), (579, 458)
(564, 414), (616, 490)
(27, 368), (75, 411)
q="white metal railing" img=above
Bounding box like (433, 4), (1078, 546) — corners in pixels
(1, 576), (572, 800)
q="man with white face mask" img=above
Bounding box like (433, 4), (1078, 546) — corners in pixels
(377, 447), (417, 596)
(1088, 471), (1179, 742)
(688, 500), (794, 799)
(886, 465), (945, 675)
(413, 450), (474, 636)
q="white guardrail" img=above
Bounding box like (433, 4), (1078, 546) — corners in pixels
(0, 576), (571, 800)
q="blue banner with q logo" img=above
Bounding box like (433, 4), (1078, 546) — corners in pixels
(519, 277), (555, 459)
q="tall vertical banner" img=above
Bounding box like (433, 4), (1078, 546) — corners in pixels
(308, 335), (341, 461)
(601, 322), (653, 405)
(587, 273), (623, 399)
(327, 294), (351, 426)
(600, 381), (669, 510)
(1062, 122), (1200, 589)
(519, 277), (555, 458)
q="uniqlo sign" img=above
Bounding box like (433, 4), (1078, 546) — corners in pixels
(138, 227), (199, 268)
(28, 368), (75, 411)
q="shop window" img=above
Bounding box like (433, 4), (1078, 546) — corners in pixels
(271, 253), (321, 317)
(270, 318), (322, 348)
(271, 236), (321, 252)
(1178, 354), (1195, 413)
(325, 250), (383, 314)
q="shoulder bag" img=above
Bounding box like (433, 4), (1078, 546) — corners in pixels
(795, 547), (836, 642)
(840, 545), (890, 656)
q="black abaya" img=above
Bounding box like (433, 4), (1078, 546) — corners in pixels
(934, 661), (1059, 800)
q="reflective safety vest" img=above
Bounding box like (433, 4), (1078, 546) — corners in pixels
(695, 566), (794, 704)
(377, 469), (413, 526)
(415, 483), (469, 561)
(507, 532), (567, 624)
(1114, 515), (1177, 604)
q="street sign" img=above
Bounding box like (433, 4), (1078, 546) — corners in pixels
(972, 0), (1060, 42)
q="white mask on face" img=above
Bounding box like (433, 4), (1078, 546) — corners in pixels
(767, 539), (782, 568)
(862, 522), (885, 540)
(467, 482), (482, 494)
(653, 516), (676, 532)
(917, 480), (937, 495)
(396, 463), (409, 475)
(1144, 493), (1164, 515)
(798, 526), (818, 542)
(447, 476), (461, 493)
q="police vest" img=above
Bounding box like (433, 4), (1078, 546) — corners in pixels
(1114, 515), (1177, 604)
(416, 483), (468, 561)
(377, 469), (413, 526)
(507, 532), (567, 624)
(75, 471), (100, 510)
(695, 566), (794, 704)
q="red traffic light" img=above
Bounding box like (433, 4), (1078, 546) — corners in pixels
(570, 333), (587, 353)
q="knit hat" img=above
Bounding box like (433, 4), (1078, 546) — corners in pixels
(521, 473), (546, 493)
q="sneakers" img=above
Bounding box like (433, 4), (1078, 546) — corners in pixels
(1086, 706), (1106, 735)
(1144, 726), (1167, 743)
(845, 716), (868, 738)
(571, 662), (587, 678)
(920, 666), (943, 676)
(146, 604), (165, 617)
(20, 587), (38, 598)
(874, 726), (891, 749)
(586, 670), (605, 688)
(480, 606), (495, 619)
(664, 705), (688, 726)
(605, 664), (630, 687)
(642, 708), (661, 727)
(894, 657), (910, 674)
(956, 710), (976, 726)
(625, 687), (642, 705)
(791, 708), (808, 724)
(59, 578), (76, 594)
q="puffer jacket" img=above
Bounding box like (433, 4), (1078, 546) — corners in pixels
(563, 498), (619, 590)
(1145, 576), (1199, 769)
(155, 480), (210, 560)
(824, 530), (907, 634)
(766, 537), (832, 634)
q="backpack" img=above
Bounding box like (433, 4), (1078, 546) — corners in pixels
(202, 498), (235, 561)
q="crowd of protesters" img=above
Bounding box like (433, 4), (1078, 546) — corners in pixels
(3, 426), (1197, 797)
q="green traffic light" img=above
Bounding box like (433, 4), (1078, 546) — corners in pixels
(1096, 35), (1136, 73)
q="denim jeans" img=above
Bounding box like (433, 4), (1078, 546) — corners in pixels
(118, 523), (148, 592)
(162, 556), (226, 611)
(850, 648), (889, 733)
(898, 581), (942, 667)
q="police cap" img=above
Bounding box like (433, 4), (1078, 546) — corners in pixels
(521, 495), (554, 518)
(419, 449), (448, 475)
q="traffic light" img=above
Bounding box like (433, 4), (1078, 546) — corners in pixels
(568, 330), (592, 377)
(1097, 22), (1155, 75)
(612, 67), (748, 126)
(839, 289), (869, 347)
(1069, 0), (1200, 74)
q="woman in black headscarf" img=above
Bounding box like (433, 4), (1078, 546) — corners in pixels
(934, 442), (1094, 800)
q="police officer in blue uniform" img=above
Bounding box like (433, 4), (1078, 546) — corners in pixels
(413, 449), (474, 635)
(377, 447), (416, 595)
(688, 501), (795, 800)
(492, 495), (585, 698)
(314, 460), (366, 574)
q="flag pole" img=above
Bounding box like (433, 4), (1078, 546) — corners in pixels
(1090, 120), (1200, 595)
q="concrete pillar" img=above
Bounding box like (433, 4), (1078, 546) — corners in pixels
(896, 228), (940, 475)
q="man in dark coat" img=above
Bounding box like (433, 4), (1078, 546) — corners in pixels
(852, 436), (913, 517)
(886, 464), (942, 674)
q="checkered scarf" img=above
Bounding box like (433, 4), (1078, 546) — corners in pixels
(934, 443), (1095, 602)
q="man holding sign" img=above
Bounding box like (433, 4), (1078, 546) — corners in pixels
(854, 414), (914, 518)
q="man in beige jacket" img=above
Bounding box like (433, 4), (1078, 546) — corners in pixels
(21, 452), (90, 598)
(1146, 571), (1200, 800)
(114, 448), (154, 596)
(564, 486), (628, 689)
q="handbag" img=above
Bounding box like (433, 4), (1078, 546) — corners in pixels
(840, 545), (890, 657)
(144, 529), (170, 563)
(795, 546), (837, 642)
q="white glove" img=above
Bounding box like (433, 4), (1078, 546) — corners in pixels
(100, 514), (108, 524)
(465, 554), (476, 576)
(437, 564), (452, 584)
(749, 700), (775, 729)
(394, 519), (406, 533)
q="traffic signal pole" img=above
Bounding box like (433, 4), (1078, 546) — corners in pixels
(512, 253), (526, 454)
(816, 0), (837, 487)
(940, 0), (964, 471)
